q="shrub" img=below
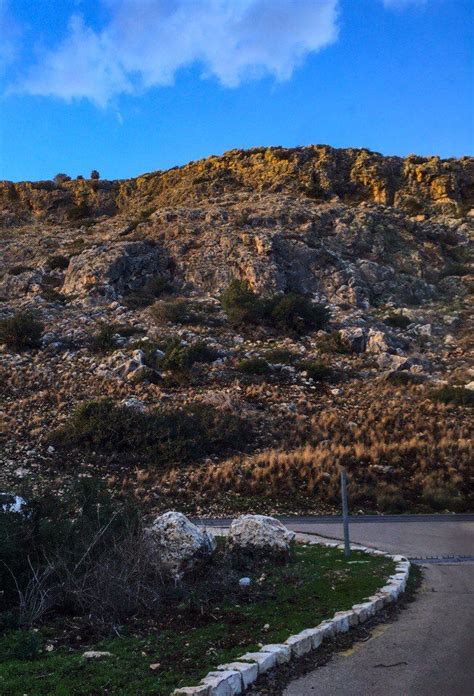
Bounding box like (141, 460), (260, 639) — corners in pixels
(430, 385), (474, 406)
(67, 201), (90, 221)
(0, 630), (43, 660)
(46, 254), (69, 271)
(298, 360), (333, 382)
(89, 324), (118, 353)
(161, 340), (218, 372)
(221, 280), (330, 335)
(266, 293), (330, 334)
(53, 173), (71, 184)
(386, 372), (423, 386)
(0, 312), (43, 351)
(50, 399), (249, 466)
(440, 263), (471, 278)
(8, 265), (33, 276)
(264, 348), (298, 364)
(90, 170), (100, 180)
(237, 357), (270, 375)
(0, 479), (165, 632)
(317, 331), (350, 354)
(221, 279), (262, 325)
(151, 298), (193, 323)
(384, 313), (411, 329)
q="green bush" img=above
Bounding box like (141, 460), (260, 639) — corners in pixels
(0, 311), (43, 351)
(50, 399), (249, 466)
(264, 348), (298, 364)
(0, 479), (164, 631)
(265, 293), (330, 334)
(317, 331), (350, 354)
(221, 280), (330, 335)
(89, 324), (118, 353)
(161, 340), (218, 372)
(0, 630), (43, 660)
(46, 254), (70, 271)
(384, 314), (411, 329)
(430, 385), (474, 406)
(386, 372), (423, 386)
(298, 360), (333, 382)
(221, 279), (262, 325)
(151, 298), (193, 323)
(237, 357), (270, 375)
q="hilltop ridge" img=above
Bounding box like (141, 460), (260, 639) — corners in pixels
(1, 145), (473, 226)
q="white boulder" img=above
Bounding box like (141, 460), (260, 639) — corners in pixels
(227, 515), (295, 554)
(146, 511), (216, 579)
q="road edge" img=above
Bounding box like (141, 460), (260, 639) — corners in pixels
(172, 533), (411, 696)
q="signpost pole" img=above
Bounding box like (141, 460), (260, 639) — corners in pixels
(340, 469), (350, 557)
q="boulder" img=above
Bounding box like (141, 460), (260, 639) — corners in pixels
(366, 329), (405, 355)
(338, 327), (367, 353)
(145, 511), (215, 579)
(227, 515), (295, 555)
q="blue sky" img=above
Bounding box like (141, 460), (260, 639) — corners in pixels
(0, 0), (472, 182)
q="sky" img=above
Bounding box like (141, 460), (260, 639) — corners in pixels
(0, 0), (472, 182)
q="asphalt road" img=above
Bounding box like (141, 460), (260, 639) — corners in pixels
(284, 516), (474, 696)
(201, 515), (474, 696)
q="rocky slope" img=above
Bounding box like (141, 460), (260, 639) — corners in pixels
(0, 145), (473, 515)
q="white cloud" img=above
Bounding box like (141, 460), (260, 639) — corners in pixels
(15, 0), (339, 107)
(0, 0), (21, 73)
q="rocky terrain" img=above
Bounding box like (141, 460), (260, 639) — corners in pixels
(0, 145), (473, 515)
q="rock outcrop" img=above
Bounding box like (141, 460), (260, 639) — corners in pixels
(62, 241), (167, 301)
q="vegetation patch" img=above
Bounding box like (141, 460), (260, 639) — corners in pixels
(429, 384), (474, 406)
(316, 331), (350, 354)
(383, 313), (411, 329)
(160, 339), (218, 373)
(50, 399), (250, 467)
(0, 486), (394, 696)
(0, 311), (44, 351)
(221, 280), (330, 335)
(237, 356), (271, 375)
(150, 298), (195, 323)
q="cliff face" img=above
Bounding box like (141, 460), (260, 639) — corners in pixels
(1, 145), (473, 226)
(0, 145), (472, 309)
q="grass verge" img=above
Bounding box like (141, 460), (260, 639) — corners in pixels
(0, 544), (394, 696)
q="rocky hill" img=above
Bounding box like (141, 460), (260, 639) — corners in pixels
(0, 146), (473, 515)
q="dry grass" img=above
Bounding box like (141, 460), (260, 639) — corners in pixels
(160, 382), (473, 512)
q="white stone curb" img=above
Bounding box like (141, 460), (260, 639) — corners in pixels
(172, 535), (410, 696)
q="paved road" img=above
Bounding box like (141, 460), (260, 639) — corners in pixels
(283, 516), (474, 696)
(201, 515), (474, 696)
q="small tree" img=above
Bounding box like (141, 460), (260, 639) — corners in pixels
(53, 173), (71, 185)
(90, 170), (100, 180)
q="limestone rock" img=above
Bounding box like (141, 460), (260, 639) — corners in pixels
(366, 329), (405, 355)
(145, 511), (216, 579)
(227, 515), (295, 554)
(338, 327), (367, 353)
(62, 241), (167, 300)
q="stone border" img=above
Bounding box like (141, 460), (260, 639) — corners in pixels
(172, 533), (410, 696)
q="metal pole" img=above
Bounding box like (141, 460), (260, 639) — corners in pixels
(340, 469), (350, 556)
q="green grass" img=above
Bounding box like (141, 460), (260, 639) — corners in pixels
(0, 544), (394, 695)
